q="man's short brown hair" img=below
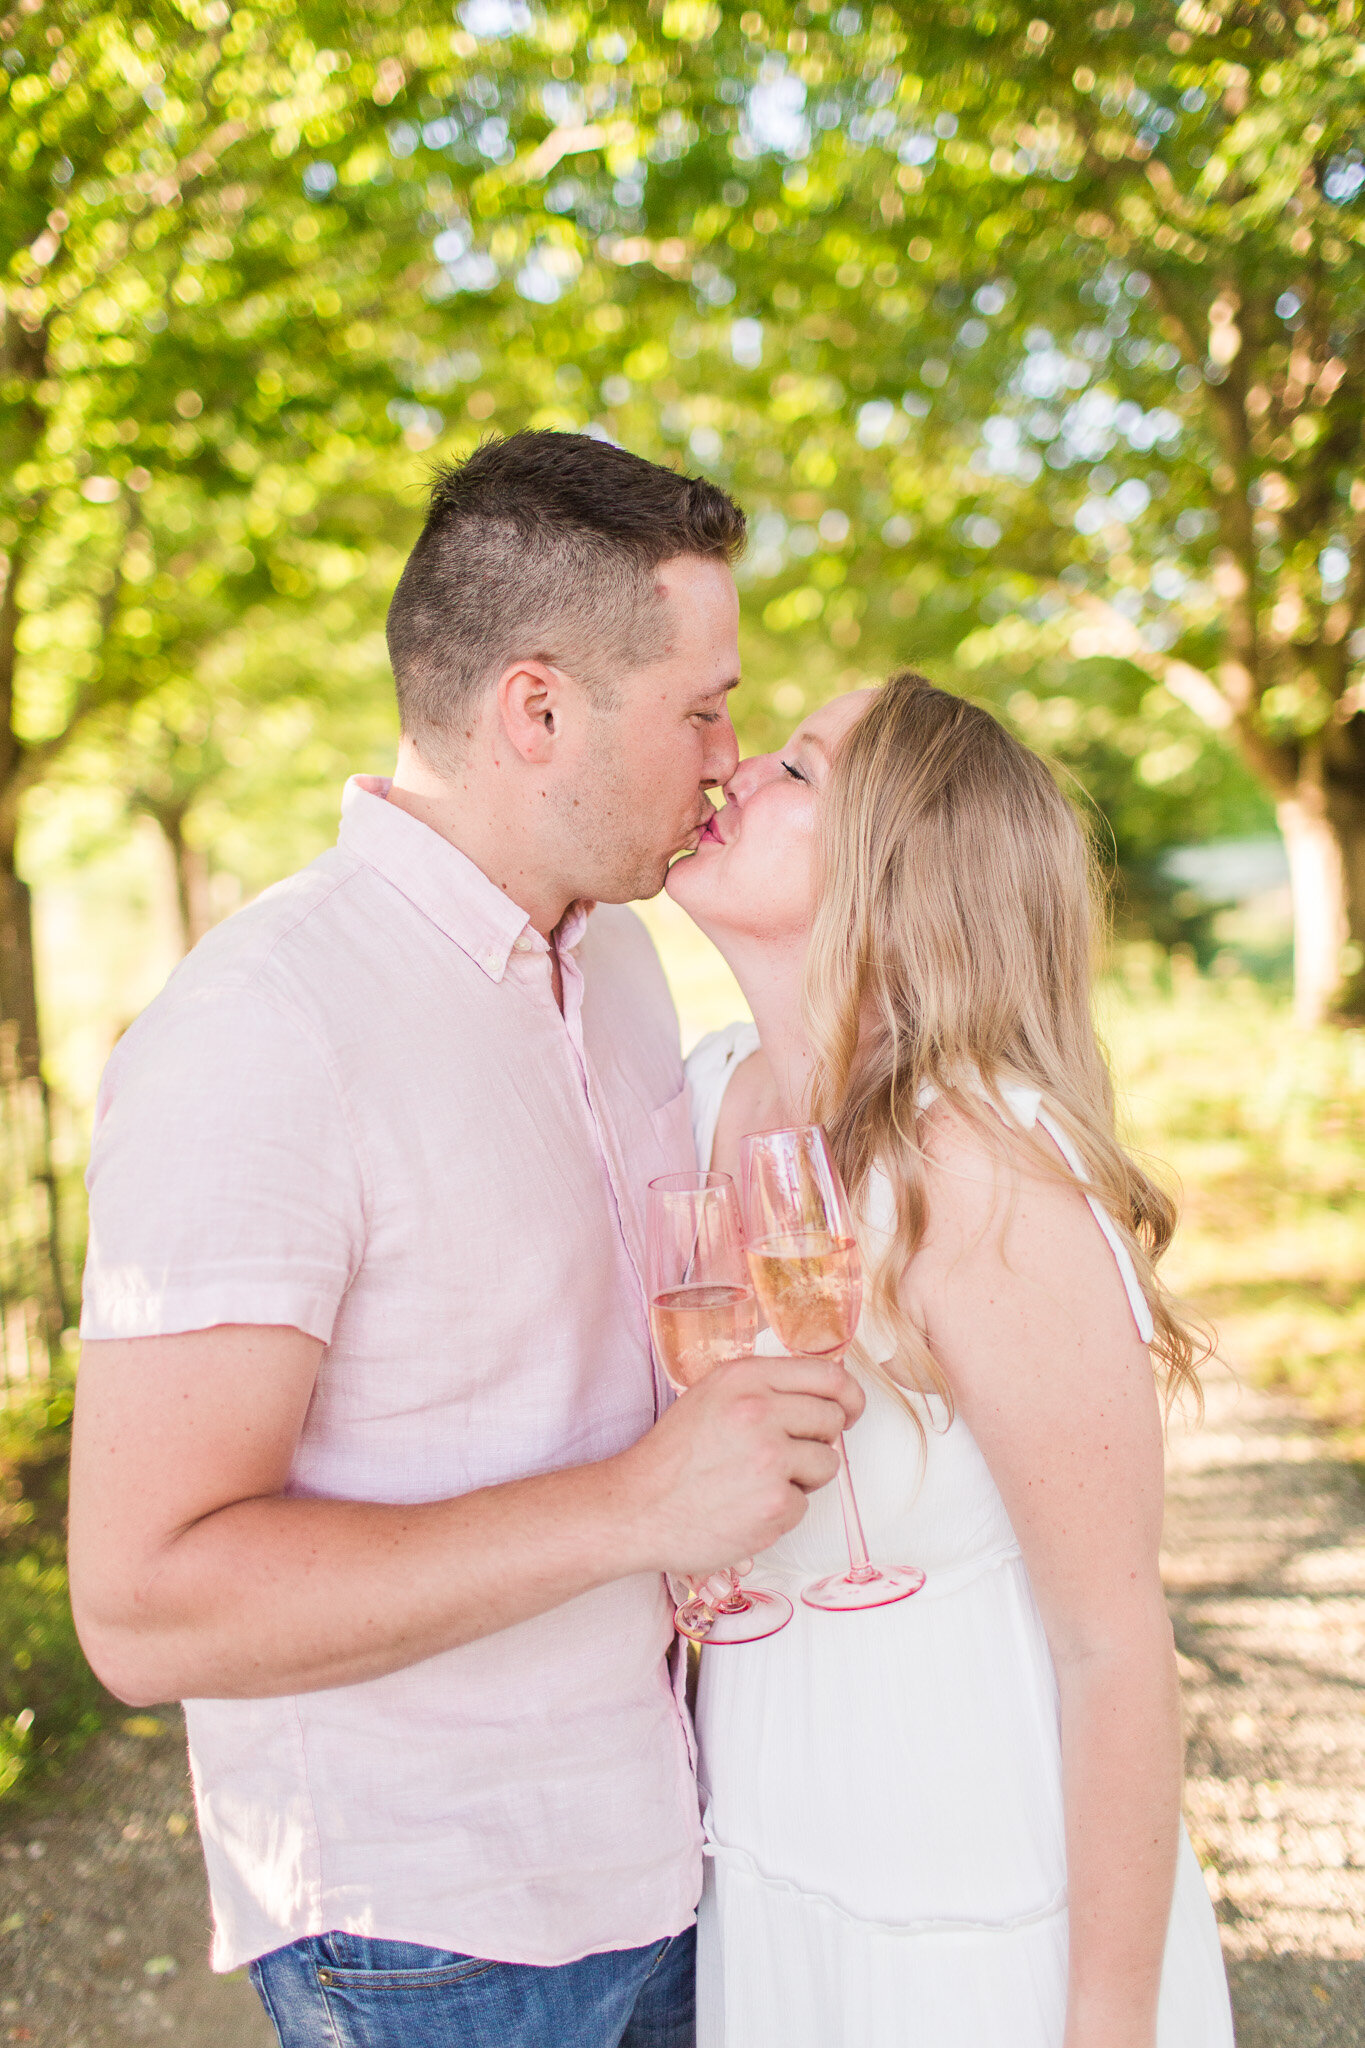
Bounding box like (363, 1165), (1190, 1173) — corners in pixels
(386, 430), (746, 759)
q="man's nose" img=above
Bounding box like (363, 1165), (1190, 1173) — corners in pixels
(703, 713), (741, 790)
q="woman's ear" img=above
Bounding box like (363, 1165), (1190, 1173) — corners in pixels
(496, 659), (566, 765)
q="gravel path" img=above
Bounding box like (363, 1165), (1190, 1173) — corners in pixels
(1167, 1360), (1365, 2042)
(0, 1716), (269, 2046)
(1, 1357), (1362, 2045)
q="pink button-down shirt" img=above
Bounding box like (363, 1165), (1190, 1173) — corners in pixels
(81, 777), (702, 1972)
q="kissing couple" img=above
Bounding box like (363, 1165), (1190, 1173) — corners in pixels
(69, 432), (1234, 2047)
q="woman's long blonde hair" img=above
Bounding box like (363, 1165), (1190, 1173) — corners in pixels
(804, 670), (1207, 1419)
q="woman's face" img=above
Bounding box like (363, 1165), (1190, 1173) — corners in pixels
(666, 689), (875, 943)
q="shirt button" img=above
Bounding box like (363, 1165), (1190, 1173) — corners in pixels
(484, 952), (501, 973)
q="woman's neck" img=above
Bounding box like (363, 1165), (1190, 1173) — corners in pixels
(711, 930), (813, 1122)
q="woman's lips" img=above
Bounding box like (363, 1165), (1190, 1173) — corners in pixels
(697, 813), (724, 846)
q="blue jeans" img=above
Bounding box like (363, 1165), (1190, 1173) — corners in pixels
(248, 1924), (695, 2048)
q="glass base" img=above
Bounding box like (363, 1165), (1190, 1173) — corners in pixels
(801, 1563), (926, 1612)
(676, 1588), (794, 1645)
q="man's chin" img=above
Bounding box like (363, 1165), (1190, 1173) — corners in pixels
(585, 852), (673, 906)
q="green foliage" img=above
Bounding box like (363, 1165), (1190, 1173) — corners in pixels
(0, 1550), (105, 1804)
(0, 0), (452, 825)
(396, 0), (1364, 752)
(0, 1373), (107, 1808)
(12, 0), (1359, 933)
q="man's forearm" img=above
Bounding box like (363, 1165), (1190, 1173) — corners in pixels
(70, 1328), (857, 1706)
(75, 1455), (654, 1706)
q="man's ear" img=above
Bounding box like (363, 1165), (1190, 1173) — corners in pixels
(496, 659), (565, 765)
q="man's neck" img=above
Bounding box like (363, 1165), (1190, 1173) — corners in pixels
(387, 744), (574, 939)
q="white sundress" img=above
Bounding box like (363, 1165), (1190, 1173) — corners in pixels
(686, 1022), (1235, 2048)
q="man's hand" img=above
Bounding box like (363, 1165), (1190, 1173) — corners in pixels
(616, 1354), (863, 1578)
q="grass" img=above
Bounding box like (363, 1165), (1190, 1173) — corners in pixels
(1100, 953), (1365, 1445)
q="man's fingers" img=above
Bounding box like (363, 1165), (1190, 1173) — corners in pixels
(784, 1441), (841, 1495)
(765, 1392), (850, 1447)
(742, 1355), (865, 1429)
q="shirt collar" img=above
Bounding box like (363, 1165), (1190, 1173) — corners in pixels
(338, 776), (588, 982)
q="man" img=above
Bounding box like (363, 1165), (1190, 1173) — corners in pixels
(68, 432), (861, 2048)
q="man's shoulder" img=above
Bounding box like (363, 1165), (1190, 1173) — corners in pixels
(130, 850), (363, 1033)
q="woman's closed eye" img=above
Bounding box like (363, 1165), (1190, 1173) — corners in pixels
(782, 760), (808, 784)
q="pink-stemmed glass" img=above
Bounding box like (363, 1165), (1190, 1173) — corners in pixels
(646, 1171), (793, 1646)
(741, 1125), (926, 1613)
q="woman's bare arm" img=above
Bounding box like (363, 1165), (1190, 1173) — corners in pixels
(906, 1112), (1180, 2048)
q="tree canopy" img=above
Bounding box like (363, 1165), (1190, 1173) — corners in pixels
(3, 0), (1363, 1050)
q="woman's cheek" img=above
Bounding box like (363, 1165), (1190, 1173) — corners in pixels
(755, 824), (817, 935)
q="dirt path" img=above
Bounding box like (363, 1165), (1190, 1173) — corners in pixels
(0, 1718), (270, 2047)
(1, 1357), (1362, 2046)
(1167, 1360), (1365, 2043)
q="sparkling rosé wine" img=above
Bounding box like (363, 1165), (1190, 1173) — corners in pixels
(745, 1233), (861, 1357)
(649, 1283), (758, 1391)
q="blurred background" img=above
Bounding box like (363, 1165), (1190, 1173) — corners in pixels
(0, 1), (1362, 2036)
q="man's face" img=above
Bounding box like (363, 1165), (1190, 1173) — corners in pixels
(555, 554), (742, 905)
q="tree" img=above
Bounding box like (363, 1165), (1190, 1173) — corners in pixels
(0, 0), (472, 1067)
(12, 0), (1362, 1037)
(880, 0), (1365, 1023)
(62, 525), (403, 952)
(396, 0), (1363, 1018)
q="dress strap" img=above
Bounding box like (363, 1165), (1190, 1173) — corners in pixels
(1031, 1107), (1156, 1345)
(917, 1075), (1155, 1346)
(684, 1021), (760, 1172)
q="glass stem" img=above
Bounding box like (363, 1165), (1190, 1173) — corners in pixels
(835, 1434), (879, 1585)
(715, 1568), (750, 1615)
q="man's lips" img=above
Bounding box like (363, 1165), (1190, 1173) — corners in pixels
(672, 808), (732, 861)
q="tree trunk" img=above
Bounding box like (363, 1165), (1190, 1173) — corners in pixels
(1277, 745), (1349, 1028)
(1324, 715), (1365, 1024)
(0, 853), (40, 1081)
(0, 831), (66, 1367)
(0, 537), (41, 1075)
(142, 801), (213, 954)
(174, 832), (213, 954)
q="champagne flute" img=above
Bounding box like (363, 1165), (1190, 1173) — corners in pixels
(646, 1171), (794, 1646)
(741, 1125), (926, 1613)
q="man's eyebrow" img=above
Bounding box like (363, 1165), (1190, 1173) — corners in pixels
(692, 675), (742, 703)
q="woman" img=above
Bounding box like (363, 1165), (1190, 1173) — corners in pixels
(666, 673), (1234, 2048)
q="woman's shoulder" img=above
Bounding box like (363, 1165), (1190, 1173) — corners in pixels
(684, 1020), (760, 1087)
(684, 1021), (760, 1171)
(893, 1090), (1155, 1346)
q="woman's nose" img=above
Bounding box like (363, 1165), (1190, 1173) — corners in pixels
(723, 752), (780, 806)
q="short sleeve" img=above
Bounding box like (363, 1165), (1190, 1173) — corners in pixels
(81, 984), (366, 1344)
